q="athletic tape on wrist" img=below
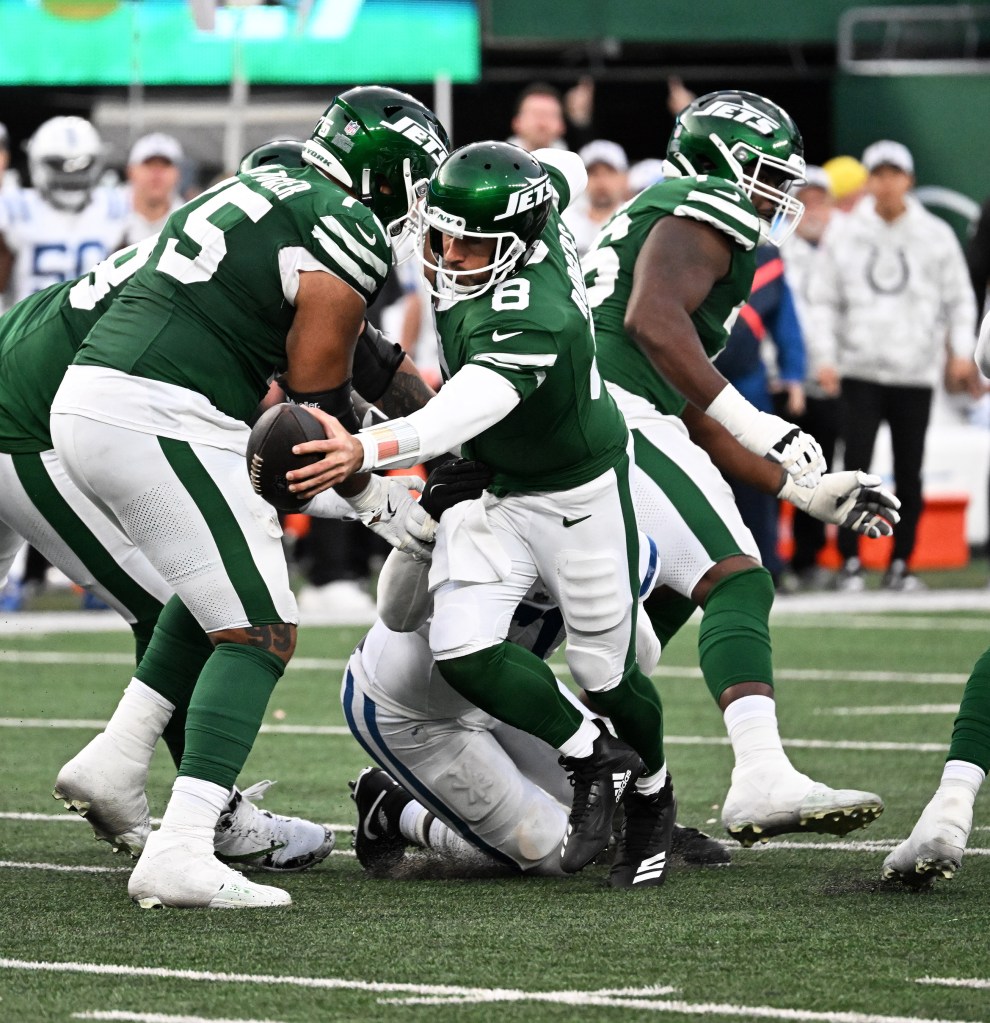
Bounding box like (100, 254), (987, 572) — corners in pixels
(357, 418), (422, 471)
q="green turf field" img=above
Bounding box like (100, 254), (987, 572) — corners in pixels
(1, 605), (989, 1023)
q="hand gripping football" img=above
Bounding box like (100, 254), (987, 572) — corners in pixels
(247, 403), (328, 512)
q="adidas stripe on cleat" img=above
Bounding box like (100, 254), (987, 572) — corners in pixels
(608, 774), (677, 889)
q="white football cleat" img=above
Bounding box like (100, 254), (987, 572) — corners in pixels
(882, 788), (973, 886)
(53, 732), (151, 857)
(128, 828), (292, 909)
(214, 780), (335, 872)
(722, 769), (884, 847)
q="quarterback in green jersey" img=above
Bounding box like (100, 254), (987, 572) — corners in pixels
(291, 141), (678, 889)
(48, 87), (449, 911)
(586, 91), (895, 847)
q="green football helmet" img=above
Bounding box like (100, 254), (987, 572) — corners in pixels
(303, 86), (449, 234)
(418, 141), (554, 302)
(239, 139), (306, 175)
(664, 90), (807, 244)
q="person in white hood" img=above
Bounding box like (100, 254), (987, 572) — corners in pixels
(805, 139), (977, 592)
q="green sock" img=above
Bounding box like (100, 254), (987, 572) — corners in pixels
(178, 642), (285, 790)
(438, 642), (583, 749)
(591, 669), (665, 774)
(129, 617), (159, 666)
(697, 567), (775, 702)
(136, 595), (215, 767)
(643, 590), (697, 647)
(948, 646), (990, 773)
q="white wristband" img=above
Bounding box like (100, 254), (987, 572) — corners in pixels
(356, 418), (423, 471)
(705, 382), (789, 456)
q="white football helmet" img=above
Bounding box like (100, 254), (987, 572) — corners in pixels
(27, 116), (105, 212)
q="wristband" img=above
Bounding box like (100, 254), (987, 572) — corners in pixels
(279, 377), (360, 434)
(356, 418), (422, 471)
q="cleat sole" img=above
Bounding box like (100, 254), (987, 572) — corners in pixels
(727, 802), (884, 847)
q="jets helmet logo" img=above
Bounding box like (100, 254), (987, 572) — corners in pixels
(695, 98), (781, 136)
(493, 176), (553, 222)
(383, 115), (447, 165)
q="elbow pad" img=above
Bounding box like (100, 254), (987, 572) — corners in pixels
(278, 377), (361, 434)
(352, 322), (405, 403)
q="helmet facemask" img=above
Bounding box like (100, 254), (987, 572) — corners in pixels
(417, 203), (528, 302)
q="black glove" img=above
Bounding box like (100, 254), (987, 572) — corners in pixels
(420, 458), (493, 520)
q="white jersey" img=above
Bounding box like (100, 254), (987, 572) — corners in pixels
(0, 186), (130, 306)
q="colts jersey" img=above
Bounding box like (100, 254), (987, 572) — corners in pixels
(434, 203), (628, 497)
(74, 165), (391, 424)
(0, 238), (155, 454)
(584, 175), (761, 416)
(0, 186), (130, 307)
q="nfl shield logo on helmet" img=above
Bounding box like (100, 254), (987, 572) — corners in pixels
(344, 120), (360, 137)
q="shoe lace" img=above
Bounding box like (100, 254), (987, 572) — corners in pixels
(619, 791), (668, 859)
(239, 779), (276, 804)
(560, 756), (603, 826)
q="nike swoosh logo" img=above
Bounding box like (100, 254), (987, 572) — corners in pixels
(363, 790), (388, 840)
(713, 189), (742, 203)
(492, 330), (523, 343)
(355, 223), (379, 246)
(217, 842), (288, 862)
(562, 514), (592, 528)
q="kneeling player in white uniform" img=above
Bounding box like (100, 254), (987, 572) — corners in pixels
(343, 535), (728, 878)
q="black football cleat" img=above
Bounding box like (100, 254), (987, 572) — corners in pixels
(672, 823), (731, 867)
(559, 720), (644, 873)
(349, 766), (411, 875)
(608, 773), (677, 888)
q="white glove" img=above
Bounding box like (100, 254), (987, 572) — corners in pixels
(705, 384), (825, 488)
(344, 474), (438, 562)
(779, 470), (901, 538)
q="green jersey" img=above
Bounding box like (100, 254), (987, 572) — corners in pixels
(434, 206), (628, 497)
(74, 165), (391, 424)
(585, 174), (760, 416)
(0, 238), (153, 453)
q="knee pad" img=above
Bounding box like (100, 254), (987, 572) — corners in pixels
(430, 587), (514, 661)
(698, 566), (775, 700)
(566, 642), (625, 694)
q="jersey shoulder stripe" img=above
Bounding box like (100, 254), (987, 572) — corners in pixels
(315, 213), (390, 277)
(668, 175), (760, 250)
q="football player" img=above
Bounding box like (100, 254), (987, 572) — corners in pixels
(881, 310), (990, 885)
(0, 137), (433, 887)
(48, 87), (448, 909)
(343, 540), (730, 878)
(584, 91), (895, 844)
(287, 141), (679, 889)
(0, 116), (129, 310)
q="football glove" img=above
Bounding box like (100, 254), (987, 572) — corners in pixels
(420, 457), (493, 521)
(344, 474), (437, 562)
(768, 427), (827, 489)
(779, 470), (901, 538)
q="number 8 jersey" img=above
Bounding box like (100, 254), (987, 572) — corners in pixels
(74, 165), (392, 425)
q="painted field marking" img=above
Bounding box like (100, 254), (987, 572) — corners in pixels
(0, 959), (974, 1023)
(74, 1012), (286, 1023)
(917, 977), (990, 990)
(818, 705), (961, 717)
(0, 813), (354, 832)
(0, 861), (130, 874)
(0, 718), (352, 736)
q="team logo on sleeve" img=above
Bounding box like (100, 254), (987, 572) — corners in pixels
(493, 176), (554, 222)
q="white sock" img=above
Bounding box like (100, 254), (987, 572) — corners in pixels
(723, 694), (794, 775)
(635, 765), (668, 796)
(103, 678), (174, 766)
(399, 799), (433, 847)
(557, 718), (601, 760)
(160, 776), (230, 842)
(938, 759), (986, 801)
(423, 818), (476, 858)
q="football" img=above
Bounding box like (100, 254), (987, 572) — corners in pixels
(246, 403), (328, 512)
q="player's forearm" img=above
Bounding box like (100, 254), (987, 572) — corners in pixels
(376, 356), (436, 420)
(682, 404), (787, 495)
(356, 364), (519, 471)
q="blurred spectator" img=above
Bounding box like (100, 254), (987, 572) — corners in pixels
(120, 132), (185, 246)
(780, 166), (840, 589)
(562, 139), (628, 255)
(666, 76), (696, 117)
(806, 140), (978, 592)
(506, 79), (596, 153)
(822, 155), (868, 213)
(626, 158), (665, 198)
(0, 122), (20, 194)
(714, 243), (806, 587)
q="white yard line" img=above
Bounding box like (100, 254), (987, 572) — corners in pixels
(818, 705), (961, 716)
(0, 813), (354, 831)
(916, 977), (990, 990)
(0, 959), (973, 1023)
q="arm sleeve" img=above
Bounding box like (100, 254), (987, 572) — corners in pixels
(534, 149), (588, 212)
(356, 363), (521, 470)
